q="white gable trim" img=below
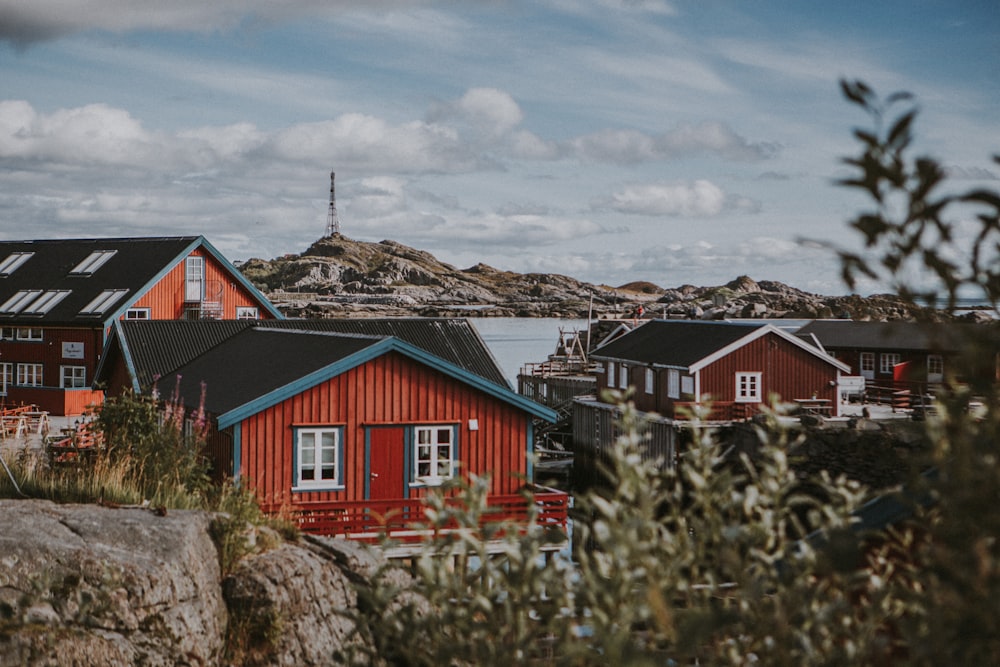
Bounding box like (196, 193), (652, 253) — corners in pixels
(688, 324), (851, 374)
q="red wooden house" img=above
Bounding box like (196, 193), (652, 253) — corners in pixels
(0, 237), (280, 416)
(589, 320), (851, 420)
(96, 319), (565, 540)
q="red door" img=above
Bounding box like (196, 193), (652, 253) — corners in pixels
(367, 427), (406, 499)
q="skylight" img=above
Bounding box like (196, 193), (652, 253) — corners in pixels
(0, 252), (34, 276)
(22, 290), (71, 316)
(79, 289), (128, 316)
(0, 290), (42, 315)
(70, 250), (117, 276)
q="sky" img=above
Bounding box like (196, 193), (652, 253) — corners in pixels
(1, 1), (998, 295)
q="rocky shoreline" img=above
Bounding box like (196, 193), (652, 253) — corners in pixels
(240, 235), (984, 322)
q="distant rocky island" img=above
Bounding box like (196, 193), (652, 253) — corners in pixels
(239, 235), (970, 322)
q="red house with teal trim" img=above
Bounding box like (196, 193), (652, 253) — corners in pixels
(0, 236), (280, 415)
(96, 319), (566, 540)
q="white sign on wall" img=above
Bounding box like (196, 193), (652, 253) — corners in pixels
(62, 342), (85, 359)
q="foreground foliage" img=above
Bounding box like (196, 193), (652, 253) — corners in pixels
(341, 83), (1000, 664)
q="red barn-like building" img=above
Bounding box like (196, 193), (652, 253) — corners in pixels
(0, 237), (280, 415)
(97, 319), (564, 540)
(590, 320), (850, 420)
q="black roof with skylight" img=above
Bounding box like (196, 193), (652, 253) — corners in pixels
(0, 237), (267, 325)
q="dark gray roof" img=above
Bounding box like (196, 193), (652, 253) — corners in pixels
(262, 318), (510, 388)
(161, 328), (382, 415)
(796, 320), (961, 352)
(102, 317), (510, 392)
(591, 320), (766, 368)
(0, 237), (201, 325)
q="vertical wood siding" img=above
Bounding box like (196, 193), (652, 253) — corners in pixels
(236, 351), (530, 508)
(130, 248), (272, 319)
(0, 326), (104, 414)
(698, 333), (839, 409)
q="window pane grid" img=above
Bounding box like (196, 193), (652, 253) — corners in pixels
(414, 426), (454, 482)
(296, 428), (340, 487)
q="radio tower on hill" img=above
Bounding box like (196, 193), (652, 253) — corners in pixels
(325, 171), (341, 237)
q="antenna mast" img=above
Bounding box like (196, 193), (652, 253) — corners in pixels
(325, 171), (341, 237)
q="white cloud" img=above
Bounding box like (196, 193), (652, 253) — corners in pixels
(569, 121), (776, 164)
(595, 180), (759, 217)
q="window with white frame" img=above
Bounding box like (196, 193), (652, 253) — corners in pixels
(22, 290), (71, 316)
(620, 363), (629, 389)
(70, 250), (117, 275)
(124, 308), (151, 320)
(644, 367), (654, 394)
(0, 363), (11, 395)
(668, 369), (681, 399)
(0, 252), (34, 276)
(607, 361), (616, 388)
(294, 427), (342, 489)
(0, 327), (14, 340)
(60, 366), (87, 388)
(927, 354), (944, 380)
(16, 327), (43, 342)
(860, 352), (875, 374)
(414, 425), (455, 485)
(16, 363), (43, 387)
(79, 289), (128, 316)
(880, 353), (901, 374)
(236, 306), (259, 320)
(735, 372), (762, 402)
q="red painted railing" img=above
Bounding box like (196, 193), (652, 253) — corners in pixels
(264, 486), (570, 542)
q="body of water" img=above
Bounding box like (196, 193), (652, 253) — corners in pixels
(470, 317), (588, 388)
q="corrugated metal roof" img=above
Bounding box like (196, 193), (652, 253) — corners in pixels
(108, 317), (510, 391)
(261, 318), (510, 388)
(161, 328), (382, 415)
(591, 320), (766, 368)
(116, 320), (256, 388)
(0, 237), (200, 325)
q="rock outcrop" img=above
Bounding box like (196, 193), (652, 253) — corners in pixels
(240, 235), (960, 322)
(0, 500), (382, 666)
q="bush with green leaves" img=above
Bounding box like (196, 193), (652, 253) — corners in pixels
(341, 82), (1000, 665)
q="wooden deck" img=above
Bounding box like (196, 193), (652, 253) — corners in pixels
(263, 486), (570, 545)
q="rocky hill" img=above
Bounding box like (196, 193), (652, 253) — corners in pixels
(240, 235), (960, 322)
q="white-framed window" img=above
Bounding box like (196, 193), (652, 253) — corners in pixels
(293, 427), (343, 490)
(70, 250), (117, 275)
(0, 362), (11, 395)
(0, 251), (34, 276)
(0, 327), (14, 340)
(735, 372), (762, 403)
(16, 327), (43, 342)
(607, 361), (616, 389)
(880, 353), (901, 374)
(236, 306), (259, 320)
(0, 290), (42, 315)
(185, 256), (205, 302)
(668, 369), (681, 399)
(927, 354), (944, 381)
(124, 308), (151, 320)
(413, 425), (455, 486)
(619, 363), (629, 390)
(16, 363), (43, 387)
(79, 289), (128, 316)
(859, 352), (875, 374)
(60, 366), (87, 389)
(644, 367), (654, 395)
(22, 290), (72, 316)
